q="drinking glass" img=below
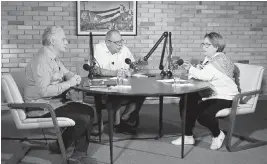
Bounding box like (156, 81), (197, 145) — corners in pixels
(116, 68), (125, 86)
(173, 66), (181, 85)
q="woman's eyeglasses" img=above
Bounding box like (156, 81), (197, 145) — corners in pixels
(108, 39), (124, 46)
(200, 43), (212, 48)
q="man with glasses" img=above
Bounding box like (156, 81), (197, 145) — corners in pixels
(94, 30), (133, 76)
(91, 30), (145, 134)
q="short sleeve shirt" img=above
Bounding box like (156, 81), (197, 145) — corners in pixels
(94, 42), (135, 70)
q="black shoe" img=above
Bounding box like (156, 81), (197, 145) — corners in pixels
(90, 125), (104, 136)
(123, 112), (140, 128)
(69, 151), (97, 164)
(48, 141), (74, 158)
(48, 142), (61, 154)
(113, 123), (137, 135)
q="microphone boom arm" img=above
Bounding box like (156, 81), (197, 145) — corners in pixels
(143, 32), (168, 62)
(158, 32), (168, 71)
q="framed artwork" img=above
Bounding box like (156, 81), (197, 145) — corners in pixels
(77, 1), (137, 36)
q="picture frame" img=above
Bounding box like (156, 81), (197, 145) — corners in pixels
(77, 1), (137, 36)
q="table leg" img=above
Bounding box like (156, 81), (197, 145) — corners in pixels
(106, 100), (114, 164)
(181, 93), (187, 159)
(158, 96), (163, 138)
(94, 95), (103, 142)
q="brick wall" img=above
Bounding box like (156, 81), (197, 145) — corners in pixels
(1, 1), (267, 94)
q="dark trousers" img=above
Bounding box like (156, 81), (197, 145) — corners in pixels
(96, 95), (146, 126)
(120, 96), (146, 118)
(179, 92), (232, 137)
(43, 102), (95, 152)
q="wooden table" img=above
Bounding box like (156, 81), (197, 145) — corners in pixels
(73, 76), (210, 164)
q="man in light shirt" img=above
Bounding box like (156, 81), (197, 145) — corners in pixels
(24, 26), (95, 163)
(92, 30), (145, 134)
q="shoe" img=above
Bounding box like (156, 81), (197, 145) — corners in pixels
(48, 141), (74, 158)
(90, 125), (104, 136)
(126, 112), (140, 128)
(69, 151), (97, 164)
(210, 131), (225, 150)
(48, 142), (61, 154)
(171, 135), (195, 146)
(113, 124), (137, 135)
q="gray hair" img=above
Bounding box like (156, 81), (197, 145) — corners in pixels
(42, 26), (64, 46)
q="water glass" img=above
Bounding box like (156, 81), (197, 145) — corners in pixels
(117, 68), (125, 86)
(173, 66), (181, 84)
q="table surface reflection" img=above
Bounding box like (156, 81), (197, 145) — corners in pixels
(73, 76), (211, 96)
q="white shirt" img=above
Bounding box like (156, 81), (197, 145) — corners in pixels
(94, 42), (135, 70)
(188, 53), (239, 100)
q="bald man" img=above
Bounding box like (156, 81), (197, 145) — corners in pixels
(91, 30), (145, 134)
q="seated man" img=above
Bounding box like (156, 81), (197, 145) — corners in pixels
(91, 30), (146, 133)
(24, 25), (95, 163)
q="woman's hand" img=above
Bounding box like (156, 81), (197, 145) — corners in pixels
(182, 61), (192, 70)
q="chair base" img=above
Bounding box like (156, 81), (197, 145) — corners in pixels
(5, 144), (31, 164)
(224, 130), (267, 152)
(196, 130), (267, 151)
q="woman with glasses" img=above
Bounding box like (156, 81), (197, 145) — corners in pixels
(171, 32), (239, 150)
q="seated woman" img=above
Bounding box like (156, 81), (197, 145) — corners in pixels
(171, 32), (239, 150)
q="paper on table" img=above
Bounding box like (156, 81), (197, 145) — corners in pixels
(157, 78), (188, 83)
(110, 85), (131, 89)
(172, 83), (194, 87)
(109, 77), (117, 80)
(131, 73), (148, 77)
(157, 79), (174, 83)
(89, 85), (131, 92)
(92, 78), (108, 82)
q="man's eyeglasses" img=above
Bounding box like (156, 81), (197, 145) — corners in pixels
(200, 43), (212, 48)
(108, 39), (124, 46)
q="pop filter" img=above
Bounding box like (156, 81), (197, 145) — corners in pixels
(176, 58), (184, 66)
(83, 63), (91, 71)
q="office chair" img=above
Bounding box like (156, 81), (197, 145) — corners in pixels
(1, 73), (75, 164)
(215, 63), (267, 151)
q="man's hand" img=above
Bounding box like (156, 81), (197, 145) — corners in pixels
(73, 75), (82, 84)
(124, 69), (132, 77)
(68, 75), (81, 86)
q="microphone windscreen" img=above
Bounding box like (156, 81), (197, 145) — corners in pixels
(125, 58), (131, 64)
(83, 64), (90, 71)
(177, 59), (184, 66)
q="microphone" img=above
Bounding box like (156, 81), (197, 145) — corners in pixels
(125, 58), (139, 72)
(83, 63), (95, 78)
(176, 58), (184, 66)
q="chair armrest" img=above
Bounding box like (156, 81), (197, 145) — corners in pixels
(231, 89), (261, 114)
(237, 89), (261, 99)
(8, 103), (59, 129)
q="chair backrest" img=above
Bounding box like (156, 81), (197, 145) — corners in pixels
(235, 63), (265, 111)
(1, 74), (27, 125)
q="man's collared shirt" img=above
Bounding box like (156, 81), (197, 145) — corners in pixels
(94, 42), (135, 70)
(24, 46), (71, 117)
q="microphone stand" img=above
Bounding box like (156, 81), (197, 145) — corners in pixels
(88, 32), (96, 79)
(157, 32), (168, 76)
(165, 32), (173, 77)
